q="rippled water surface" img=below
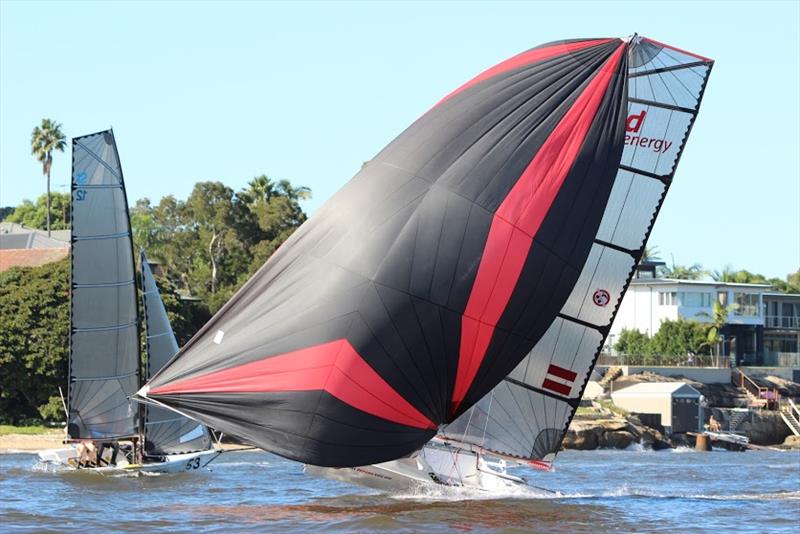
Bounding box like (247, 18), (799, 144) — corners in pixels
(2, 448), (799, 532)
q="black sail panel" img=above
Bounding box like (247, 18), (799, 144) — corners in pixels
(68, 130), (139, 440)
(145, 37), (664, 468)
(441, 37), (714, 464)
(140, 251), (211, 455)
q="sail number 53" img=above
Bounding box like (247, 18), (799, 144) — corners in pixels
(185, 457), (201, 470)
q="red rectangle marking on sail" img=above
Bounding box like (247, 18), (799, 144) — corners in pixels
(541, 378), (572, 396)
(547, 364), (577, 382)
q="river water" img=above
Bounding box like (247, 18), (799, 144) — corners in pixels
(1, 448), (798, 532)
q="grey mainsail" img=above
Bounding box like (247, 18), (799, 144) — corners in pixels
(68, 130), (139, 440)
(441, 37), (714, 466)
(140, 251), (211, 455)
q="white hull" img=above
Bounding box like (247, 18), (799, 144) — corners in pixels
(306, 441), (528, 493)
(37, 446), (219, 475)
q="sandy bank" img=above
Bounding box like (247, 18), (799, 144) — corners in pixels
(0, 431), (65, 453)
(0, 432), (259, 454)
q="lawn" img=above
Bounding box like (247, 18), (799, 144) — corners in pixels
(0, 424), (59, 436)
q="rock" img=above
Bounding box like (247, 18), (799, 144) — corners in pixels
(780, 435), (800, 449)
(601, 430), (635, 448)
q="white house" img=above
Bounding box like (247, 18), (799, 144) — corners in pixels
(607, 262), (800, 366)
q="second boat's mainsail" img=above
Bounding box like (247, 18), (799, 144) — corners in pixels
(142, 36), (712, 469)
(140, 251), (212, 455)
(441, 37), (714, 468)
(68, 130), (139, 440)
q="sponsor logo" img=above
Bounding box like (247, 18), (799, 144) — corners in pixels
(541, 364), (577, 397)
(592, 289), (611, 307)
(624, 110), (673, 154)
(76, 171), (88, 184)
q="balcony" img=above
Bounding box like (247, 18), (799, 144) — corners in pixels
(765, 315), (800, 330)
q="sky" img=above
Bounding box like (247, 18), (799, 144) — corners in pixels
(1, 1), (798, 279)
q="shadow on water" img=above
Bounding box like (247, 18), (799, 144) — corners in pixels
(164, 495), (624, 532)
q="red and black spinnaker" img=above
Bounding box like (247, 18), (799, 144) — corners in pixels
(142, 36), (713, 467)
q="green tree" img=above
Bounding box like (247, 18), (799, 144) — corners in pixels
(696, 300), (737, 359)
(0, 258), (69, 423)
(30, 119), (66, 237)
(659, 258), (705, 280)
(650, 318), (710, 364)
(614, 328), (652, 359)
(5, 192), (71, 230)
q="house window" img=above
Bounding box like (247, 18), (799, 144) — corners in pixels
(678, 292), (712, 307)
(734, 293), (759, 316)
(717, 291), (728, 306)
(658, 291), (677, 306)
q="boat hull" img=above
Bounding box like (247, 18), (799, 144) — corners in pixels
(306, 442), (528, 493)
(37, 446), (219, 474)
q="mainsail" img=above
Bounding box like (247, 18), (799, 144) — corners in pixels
(68, 130), (139, 440)
(441, 37), (714, 466)
(144, 36), (706, 468)
(140, 251), (211, 455)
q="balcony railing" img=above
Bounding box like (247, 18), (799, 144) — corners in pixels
(765, 315), (800, 330)
(597, 352), (730, 368)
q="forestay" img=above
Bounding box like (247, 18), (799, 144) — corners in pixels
(441, 36), (714, 466)
(68, 130), (139, 440)
(140, 251), (211, 456)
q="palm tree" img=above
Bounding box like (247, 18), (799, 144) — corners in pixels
(30, 119), (66, 236)
(244, 175), (276, 205)
(697, 300), (738, 365)
(711, 265), (735, 282)
(641, 245), (661, 262)
(659, 258), (706, 280)
(275, 179), (311, 202)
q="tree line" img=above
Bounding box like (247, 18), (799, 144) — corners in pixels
(0, 176), (310, 424)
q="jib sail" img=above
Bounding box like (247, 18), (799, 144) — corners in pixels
(441, 36), (714, 466)
(140, 251), (211, 455)
(68, 130), (139, 440)
(143, 37), (701, 468)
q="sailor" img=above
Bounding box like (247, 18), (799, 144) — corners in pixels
(76, 440), (97, 467)
(708, 415), (721, 432)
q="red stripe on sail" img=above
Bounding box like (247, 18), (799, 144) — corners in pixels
(541, 378), (572, 396)
(436, 39), (614, 106)
(149, 339), (435, 430)
(547, 364), (577, 382)
(450, 43), (626, 414)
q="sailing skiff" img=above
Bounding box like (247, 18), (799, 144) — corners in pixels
(138, 35), (713, 491)
(38, 130), (218, 474)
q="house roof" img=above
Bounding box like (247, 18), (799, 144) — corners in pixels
(610, 381), (701, 398)
(0, 222), (71, 249)
(0, 248), (69, 272)
(630, 278), (772, 290)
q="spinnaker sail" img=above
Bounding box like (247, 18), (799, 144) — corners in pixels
(68, 130), (139, 440)
(140, 251), (211, 455)
(441, 37), (714, 466)
(144, 36), (711, 468)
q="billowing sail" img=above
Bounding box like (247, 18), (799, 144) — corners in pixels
(146, 37), (671, 467)
(442, 37), (714, 465)
(140, 251), (211, 455)
(68, 130), (139, 440)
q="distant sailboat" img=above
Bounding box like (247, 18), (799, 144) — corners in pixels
(38, 130), (218, 474)
(140, 35), (713, 489)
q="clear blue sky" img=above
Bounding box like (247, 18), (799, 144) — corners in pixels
(1, 1), (798, 278)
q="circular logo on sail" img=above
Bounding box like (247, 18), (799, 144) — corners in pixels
(592, 289), (611, 307)
(76, 171), (88, 184)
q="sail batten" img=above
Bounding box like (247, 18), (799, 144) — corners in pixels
(68, 130), (140, 440)
(145, 36), (712, 468)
